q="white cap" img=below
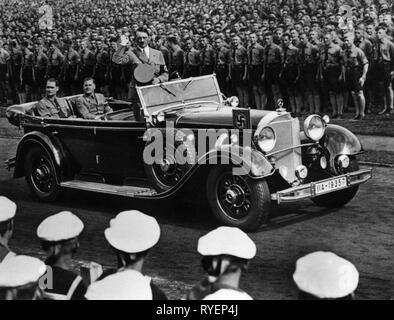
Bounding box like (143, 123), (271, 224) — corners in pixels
(204, 289), (253, 300)
(197, 227), (256, 259)
(85, 270), (152, 300)
(293, 251), (359, 299)
(37, 211), (84, 242)
(0, 255), (47, 288)
(104, 210), (160, 253)
(0, 196), (17, 223)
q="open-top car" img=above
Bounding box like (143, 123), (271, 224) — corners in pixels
(6, 75), (372, 231)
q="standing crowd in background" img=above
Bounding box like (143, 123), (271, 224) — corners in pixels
(2, 0), (394, 120)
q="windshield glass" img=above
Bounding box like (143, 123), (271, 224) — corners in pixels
(136, 75), (222, 118)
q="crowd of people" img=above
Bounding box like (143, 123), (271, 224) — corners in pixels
(1, 0), (394, 120)
(0, 195), (360, 300)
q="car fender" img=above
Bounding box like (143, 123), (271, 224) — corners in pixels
(322, 124), (363, 167)
(14, 131), (69, 180)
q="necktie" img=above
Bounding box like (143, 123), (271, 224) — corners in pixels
(141, 48), (148, 63)
(377, 43), (382, 62)
(283, 47), (288, 66)
(54, 99), (67, 118)
(324, 47), (329, 67)
(301, 46), (305, 65)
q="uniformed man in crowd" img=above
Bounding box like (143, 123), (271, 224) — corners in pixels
(0, 39), (10, 106)
(293, 251), (359, 300)
(374, 25), (394, 115)
(187, 226), (255, 300)
(0, 255), (47, 300)
(354, 27), (374, 114)
(200, 34), (215, 75)
(214, 36), (231, 96)
(85, 269), (153, 300)
(93, 38), (110, 96)
(342, 32), (369, 120)
(35, 78), (74, 118)
(263, 32), (282, 109)
(299, 32), (321, 114)
(32, 41), (48, 100)
(229, 35), (248, 108)
(321, 33), (345, 119)
(280, 33), (302, 116)
(156, 35), (171, 69)
(248, 32), (265, 109)
(62, 39), (80, 96)
(9, 40), (23, 104)
(20, 41), (35, 103)
(79, 40), (96, 86)
(99, 210), (167, 300)
(75, 77), (113, 119)
(46, 40), (64, 82)
(0, 196), (16, 264)
(108, 36), (124, 99)
(183, 37), (200, 78)
(37, 211), (87, 300)
(167, 36), (185, 79)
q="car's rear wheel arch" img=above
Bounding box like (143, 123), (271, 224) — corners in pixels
(15, 134), (71, 180)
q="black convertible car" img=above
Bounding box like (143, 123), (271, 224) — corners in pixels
(6, 75), (372, 231)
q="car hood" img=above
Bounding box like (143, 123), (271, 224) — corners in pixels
(172, 106), (288, 129)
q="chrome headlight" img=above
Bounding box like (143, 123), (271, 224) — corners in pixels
(226, 96), (239, 107)
(303, 115), (325, 141)
(255, 126), (276, 153)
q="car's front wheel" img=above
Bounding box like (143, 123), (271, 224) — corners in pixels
(206, 165), (271, 231)
(24, 146), (62, 201)
(312, 156), (359, 207)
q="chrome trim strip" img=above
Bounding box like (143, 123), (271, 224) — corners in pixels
(266, 142), (317, 156)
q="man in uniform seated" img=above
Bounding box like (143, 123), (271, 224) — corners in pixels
(75, 77), (113, 120)
(35, 78), (74, 118)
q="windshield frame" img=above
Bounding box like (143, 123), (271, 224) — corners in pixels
(136, 74), (223, 123)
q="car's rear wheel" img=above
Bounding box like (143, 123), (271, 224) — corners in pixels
(312, 156), (359, 207)
(206, 165), (271, 231)
(24, 146), (62, 201)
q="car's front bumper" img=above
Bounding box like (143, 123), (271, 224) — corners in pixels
(271, 169), (372, 204)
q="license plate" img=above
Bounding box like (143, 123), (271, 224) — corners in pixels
(315, 176), (348, 195)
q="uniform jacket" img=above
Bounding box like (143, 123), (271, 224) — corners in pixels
(343, 45), (368, 69)
(112, 46), (168, 85)
(132, 46), (168, 83)
(248, 43), (265, 66)
(169, 46), (185, 76)
(36, 96), (73, 118)
(373, 38), (394, 70)
(321, 43), (343, 69)
(264, 43), (283, 65)
(75, 93), (113, 119)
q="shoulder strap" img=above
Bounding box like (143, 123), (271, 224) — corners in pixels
(66, 275), (83, 300)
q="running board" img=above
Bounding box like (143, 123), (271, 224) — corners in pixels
(60, 180), (158, 198)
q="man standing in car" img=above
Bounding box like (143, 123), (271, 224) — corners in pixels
(112, 28), (168, 109)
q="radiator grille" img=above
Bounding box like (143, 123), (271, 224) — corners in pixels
(269, 118), (302, 183)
